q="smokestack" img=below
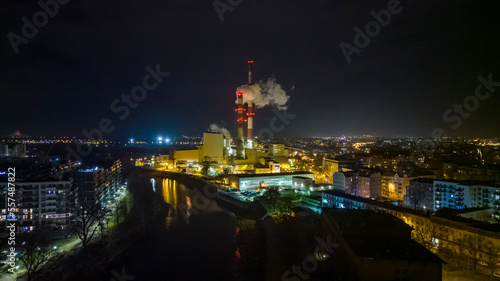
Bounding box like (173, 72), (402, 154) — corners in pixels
(247, 102), (254, 143)
(247, 60), (253, 85)
(235, 92), (246, 159)
(246, 60), (254, 145)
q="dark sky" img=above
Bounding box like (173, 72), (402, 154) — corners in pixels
(1, 0), (499, 140)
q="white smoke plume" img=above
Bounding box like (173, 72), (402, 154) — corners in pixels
(236, 77), (290, 110)
(208, 123), (231, 139)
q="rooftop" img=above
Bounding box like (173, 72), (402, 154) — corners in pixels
(323, 209), (444, 263)
(228, 171), (314, 179)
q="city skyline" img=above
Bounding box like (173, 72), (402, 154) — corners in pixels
(3, 1), (500, 280)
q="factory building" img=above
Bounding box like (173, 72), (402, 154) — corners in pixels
(150, 61), (294, 176)
(292, 176), (314, 191)
(227, 171), (314, 191)
(266, 144), (288, 157)
(198, 132), (224, 163)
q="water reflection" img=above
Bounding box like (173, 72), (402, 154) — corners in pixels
(161, 178), (225, 228)
(162, 178), (181, 228)
(124, 174), (238, 280)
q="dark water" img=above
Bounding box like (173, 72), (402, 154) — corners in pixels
(123, 174), (238, 281)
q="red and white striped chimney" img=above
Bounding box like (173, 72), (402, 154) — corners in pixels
(247, 60), (254, 143)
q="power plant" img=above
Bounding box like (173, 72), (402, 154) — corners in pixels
(144, 61), (294, 177)
(235, 60), (255, 159)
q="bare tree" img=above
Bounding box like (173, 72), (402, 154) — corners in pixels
(18, 229), (58, 281)
(483, 242), (500, 278)
(73, 196), (105, 249)
(408, 185), (429, 210)
(412, 220), (440, 251)
(463, 234), (486, 272)
(114, 196), (128, 225)
(97, 205), (111, 239)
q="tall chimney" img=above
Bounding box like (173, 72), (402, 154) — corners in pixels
(247, 60), (253, 85)
(235, 92), (246, 159)
(247, 102), (254, 143)
(246, 60), (254, 145)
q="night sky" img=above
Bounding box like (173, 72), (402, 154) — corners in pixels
(1, 0), (499, 140)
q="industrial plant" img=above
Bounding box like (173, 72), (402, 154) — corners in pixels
(137, 61), (309, 191)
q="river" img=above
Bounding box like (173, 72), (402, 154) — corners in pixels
(121, 172), (239, 281)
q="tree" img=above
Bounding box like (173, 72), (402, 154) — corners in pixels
(97, 205), (111, 239)
(262, 187), (292, 220)
(483, 243), (500, 278)
(114, 196), (127, 225)
(262, 186), (280, 200)
(18, 229), (58, 281)
(462, 234), (486, 272)
(73, 196), (105, 249)
(412, 219), (440, 251)
(408, 185), (429, 210)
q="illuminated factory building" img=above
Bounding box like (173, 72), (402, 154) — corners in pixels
(152, 61), (299, 185)
(228, 171), (314, 191)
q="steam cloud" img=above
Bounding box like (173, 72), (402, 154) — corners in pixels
(208, 123), (231, 139)
(236, 78), (290, 110)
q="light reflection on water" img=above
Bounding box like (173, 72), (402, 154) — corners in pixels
(126, 174), (239, 280)
(162, 178), (181, 228)
(160, 178), (221, 228)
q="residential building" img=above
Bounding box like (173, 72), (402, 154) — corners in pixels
(343, 169), (381, 199)
(433, 180), (500, 211)
(322, 190), (500, 273)
(73, 159), (122, 207)
(0, 180), (73, 232)
(320, 209), (444, 281)
(404, 178), (434, 211)
(381, 172), (411, 201)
